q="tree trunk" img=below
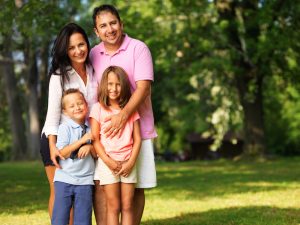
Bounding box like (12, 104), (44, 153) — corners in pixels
(39, 41), (50, 126)
(26, 50), (40, 159)
(215, 0), (266, 157)
(22, 36), (42, 160)
(236, 71), (265, 157)
(1, 35), (27, 160)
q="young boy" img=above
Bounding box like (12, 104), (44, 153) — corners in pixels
(51, 88), (96, 225)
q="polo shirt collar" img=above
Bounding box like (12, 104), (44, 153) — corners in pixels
(65, 116), (89, 129)
(99, 34), (131, 54)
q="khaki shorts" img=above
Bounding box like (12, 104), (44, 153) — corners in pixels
(94, 139), (157, 188)
(97, 158), (137, 185)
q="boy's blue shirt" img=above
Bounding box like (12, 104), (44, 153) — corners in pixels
(54, 117), (95, 185)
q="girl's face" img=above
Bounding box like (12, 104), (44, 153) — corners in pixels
(107, 71), (121, 102)
(67, 32), (88, 67)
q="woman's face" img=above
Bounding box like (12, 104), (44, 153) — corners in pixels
(67, 32), (88, 67)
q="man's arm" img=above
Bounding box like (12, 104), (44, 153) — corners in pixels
(104, 80), (151, 138)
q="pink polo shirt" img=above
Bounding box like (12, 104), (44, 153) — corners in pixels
(90, 103), (140, 161)
(90, 34), (157, 139)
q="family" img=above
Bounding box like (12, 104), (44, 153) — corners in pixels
(40, 4), (157, 225)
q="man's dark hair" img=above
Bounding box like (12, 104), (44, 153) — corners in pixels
(92, 4), (121, 28)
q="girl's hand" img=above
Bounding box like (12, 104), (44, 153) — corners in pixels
(117, 160), (134, 177)
(77, 144), (91, 159)
(106, 158), (122, 174)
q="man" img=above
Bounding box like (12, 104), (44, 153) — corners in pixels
(90, 4), (157, 225)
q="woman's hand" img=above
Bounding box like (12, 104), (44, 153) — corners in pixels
(50, 145), (64, 169)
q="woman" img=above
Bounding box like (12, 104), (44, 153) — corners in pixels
(40, 22), (98, 223)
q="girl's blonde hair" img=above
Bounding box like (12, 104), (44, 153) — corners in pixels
(98, 66), (131, 109)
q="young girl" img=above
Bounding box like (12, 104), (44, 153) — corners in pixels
(90, 66), (141, 225)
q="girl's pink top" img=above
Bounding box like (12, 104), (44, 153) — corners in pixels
(90, 102), (140, 161)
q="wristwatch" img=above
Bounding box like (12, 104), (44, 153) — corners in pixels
(86, 139), (92, 145)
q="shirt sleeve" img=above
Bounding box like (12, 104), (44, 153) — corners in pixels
(43, 75), (63, 136)
(134, 43), (154, 82)
(56, 124), (70, 150)
(89, 103), (101, 123)
(131, 111), (140, 122)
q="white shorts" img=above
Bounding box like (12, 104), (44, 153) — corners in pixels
(97, 158), (137, 185)
(135, 139), (157, 188)
(94, 139), (157, 189)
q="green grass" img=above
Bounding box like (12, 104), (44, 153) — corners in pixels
(0, 158), (300, 225)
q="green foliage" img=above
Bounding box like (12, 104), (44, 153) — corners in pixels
(265, 77), (300, 155)
(1, 0), (300, 158)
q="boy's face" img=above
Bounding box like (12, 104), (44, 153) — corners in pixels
(62, 92), (88, 124)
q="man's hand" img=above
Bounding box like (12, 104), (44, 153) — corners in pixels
(104, 111), (128, 139)
(50, 146), (64, 169)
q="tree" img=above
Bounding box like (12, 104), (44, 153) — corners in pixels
(0, 1), (27, 159)
(213, 0), (299, 157)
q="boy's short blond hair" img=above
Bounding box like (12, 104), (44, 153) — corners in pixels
(61, 88), (86, 109)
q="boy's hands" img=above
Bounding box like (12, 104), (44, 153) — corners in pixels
(77, 144), (92, 159)
(81, 132), (93, 145)
(117, 160), (134, 177)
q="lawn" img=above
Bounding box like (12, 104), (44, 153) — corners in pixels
(0, 158), (299, 225)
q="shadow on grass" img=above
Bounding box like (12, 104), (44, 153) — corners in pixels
(0, 159), (299, 215)
(142, 206), (300, 225)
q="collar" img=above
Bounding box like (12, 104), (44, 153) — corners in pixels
(65, 116), (89, 129)
(66, 64), (92, 76)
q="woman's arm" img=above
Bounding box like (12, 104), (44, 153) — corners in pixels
(44, 75), (65, 167)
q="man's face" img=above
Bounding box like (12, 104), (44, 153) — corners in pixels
(94, 11), (123, 49)
(62, 92), (88, 124)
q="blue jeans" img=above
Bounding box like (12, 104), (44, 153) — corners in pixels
(52, 181), (93, 225)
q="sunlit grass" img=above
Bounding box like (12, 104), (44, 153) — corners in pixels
(0, 158), (300, 225)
